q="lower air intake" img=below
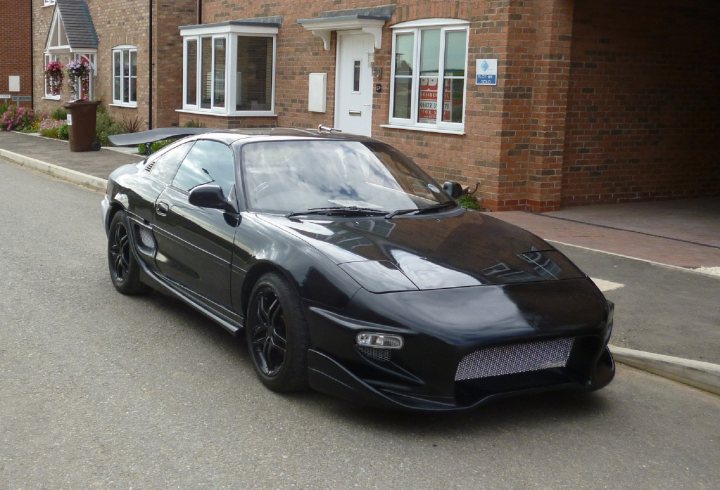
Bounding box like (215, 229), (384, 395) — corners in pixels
(358, 346), (391, 362)
(455, 337), (574, 381)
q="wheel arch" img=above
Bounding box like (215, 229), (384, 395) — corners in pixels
(239, 261), (298, 317)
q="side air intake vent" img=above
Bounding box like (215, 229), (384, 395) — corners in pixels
(455, 338), (574, 381)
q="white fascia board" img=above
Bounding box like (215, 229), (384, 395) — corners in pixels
(299, 18), (386, 50)
(180, 24), (278, 37)
(391, 18), (469, 29)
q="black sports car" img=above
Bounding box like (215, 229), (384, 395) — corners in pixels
(102, 128), (614, 411)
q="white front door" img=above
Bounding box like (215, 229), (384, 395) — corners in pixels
(335, 32), (374, 137)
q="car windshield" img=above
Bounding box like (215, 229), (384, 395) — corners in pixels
(240, 140), (454, 215)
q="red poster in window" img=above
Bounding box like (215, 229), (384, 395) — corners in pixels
(419, 77), (451, 123)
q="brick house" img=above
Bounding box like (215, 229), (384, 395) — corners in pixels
(32, 0), (197, 129)
(0, 0), (32, 107)
(172, 0), (720, 211)
(31, 0), (719, 211)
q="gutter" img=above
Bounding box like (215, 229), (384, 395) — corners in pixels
(30, 0), (34, 109)
(148, 0), (153, 129)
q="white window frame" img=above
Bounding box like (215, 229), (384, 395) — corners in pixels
(111, 46), (138, 107)
(387, 19), (469, 134)
(43, 0), (56, 7)
(180, 23), (277, 117)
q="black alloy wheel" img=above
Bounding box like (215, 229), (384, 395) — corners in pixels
(249, 287), (287, 377)
(108, 211), (149, 295)
(246, 273), (309, 392)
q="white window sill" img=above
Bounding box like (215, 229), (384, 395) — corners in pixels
(42, 96), (62, 101)
(380, 124), (465, 136)
(109, 103), (138, 109)
(176, 109), (277, 118)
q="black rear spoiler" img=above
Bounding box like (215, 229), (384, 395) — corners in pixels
(108, 128), (213, 148)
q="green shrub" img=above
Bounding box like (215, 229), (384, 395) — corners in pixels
(95, 105), (123, 146)
(456, 193), (482, 210)
(50, 107), (68, 121)
(0, 101), (8, 116)
(58, 124), (69, 140)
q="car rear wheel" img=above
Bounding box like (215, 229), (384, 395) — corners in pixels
(246, 272), (309, 392)
(108, 210), (150, 295)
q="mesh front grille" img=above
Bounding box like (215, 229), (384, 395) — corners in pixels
(358, 346), (392, 362)
(455, 338), (574, 381)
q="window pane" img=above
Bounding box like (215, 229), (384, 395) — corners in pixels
(392, 78), (412, 119)
(123, 51), (130, 77)
(236, 36), (273, 111)
(418, 30), (441, 124)
(150, 142), (194, 184)
(172, 141), (236, 196)
(113, 51), (120, 78)
(201, 37), (212, 109)
(114, 77), (121, 101)
(353, 60), (360, 92)
(394, 33), (414, 76)
(444, 30), (467, 76)
(130, 77), (137, 103)
(441, 78), (464, 123)
(186, 40), (197, 105)
(419, 29), (440, 75)
(213, 38), (225, 108)
(130, 50), (137, 77)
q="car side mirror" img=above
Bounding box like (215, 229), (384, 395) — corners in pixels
(188, 184), (236, 212)
(443, 181), (463, 199)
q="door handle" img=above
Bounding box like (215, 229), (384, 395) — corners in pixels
(156, 201), (169, 216)
(348, 110), (362, 116)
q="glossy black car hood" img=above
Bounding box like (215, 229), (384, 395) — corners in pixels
(258, 209), (585, 291)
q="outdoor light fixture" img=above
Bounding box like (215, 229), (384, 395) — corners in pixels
(356, 332), (404, 349)
(368, 52), (383, 79)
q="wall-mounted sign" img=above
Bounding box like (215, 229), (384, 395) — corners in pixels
(476, 59), (498, 86)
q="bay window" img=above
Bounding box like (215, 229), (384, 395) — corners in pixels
(389, 19), (469, 132)
(181, 21), (278, 116)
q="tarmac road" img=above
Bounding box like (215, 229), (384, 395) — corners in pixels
(1, 159), (719, 488)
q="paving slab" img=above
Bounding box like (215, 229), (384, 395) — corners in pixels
(490, 210), (720, 269)
(0, 131), (142, 180)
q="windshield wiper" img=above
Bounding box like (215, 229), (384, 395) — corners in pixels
(286, 206), (389, 218)
(385, 201), (456, 219)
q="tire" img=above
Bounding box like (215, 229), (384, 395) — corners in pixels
(107, 210), (150, 295)
(245, 272), (309, 392)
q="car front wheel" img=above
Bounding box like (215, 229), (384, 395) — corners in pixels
(246, 272), (309, 392)
(108, 210), (149, 295)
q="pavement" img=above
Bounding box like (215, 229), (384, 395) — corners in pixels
(1, 130), (718, 396)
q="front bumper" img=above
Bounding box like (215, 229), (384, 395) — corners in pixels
(308, 346), (615, 412)
(304, 279), (615, 411)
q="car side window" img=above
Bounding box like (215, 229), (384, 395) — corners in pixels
(149, 142), (194, 184)
(171, 140), (236, 196)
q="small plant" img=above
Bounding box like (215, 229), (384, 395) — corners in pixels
(50, 107), (68, 121)
(39, 117), (64, 138)
(67, 58), (91, 100)
(0, 101), (8, 116)
(1, 105), (35, 131)
(44, 60), (64, 96)
(58, 123), (69, 140)
(456, 193), (482, 210)
(121, 114), (144, 133)
(183, 119), (205, 128)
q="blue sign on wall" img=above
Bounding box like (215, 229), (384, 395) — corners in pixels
(476, 59), (498, 86)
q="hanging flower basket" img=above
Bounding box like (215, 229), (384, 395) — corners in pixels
(67, 58), (91, 101)
(44, 60), (64, 96)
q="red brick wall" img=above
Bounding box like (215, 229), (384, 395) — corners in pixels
(0, 0), (32, 105)
(563, 0), (720, 205)
(32, 0), (196, 129)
